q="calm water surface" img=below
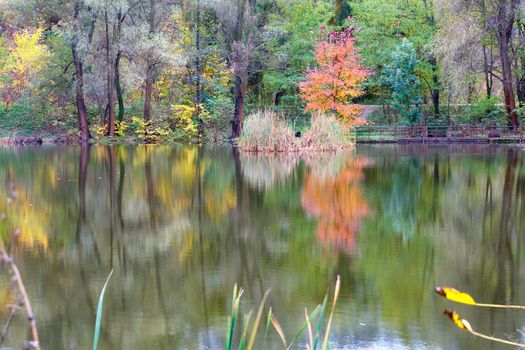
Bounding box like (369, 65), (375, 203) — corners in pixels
(0, 144), (523, 349)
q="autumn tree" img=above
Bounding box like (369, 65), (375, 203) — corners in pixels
(0, 28), (49, 108)
(299, 27), (370, 125)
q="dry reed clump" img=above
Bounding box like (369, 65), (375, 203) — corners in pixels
(238, 110), (297, 152)
(300, 113), (348, 151)
(238, 110), (352, 153)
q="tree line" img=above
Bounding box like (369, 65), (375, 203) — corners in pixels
(1, 0), (525, 142)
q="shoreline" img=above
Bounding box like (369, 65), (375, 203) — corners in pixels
(2, 135), (525, 147)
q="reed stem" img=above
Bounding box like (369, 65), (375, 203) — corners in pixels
(475, 303), (525, 309)
(470, 330), (525, 348)
(0, 249), (39, 349)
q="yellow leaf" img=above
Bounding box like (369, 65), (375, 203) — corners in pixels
(435, 287), (476, 305)
(443, 310), (473, 332)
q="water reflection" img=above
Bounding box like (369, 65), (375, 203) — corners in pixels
(301, 154), (371, 252)
(0, 145), (522, 349)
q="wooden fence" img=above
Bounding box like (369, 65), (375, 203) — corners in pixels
(352, 125), (525, 144)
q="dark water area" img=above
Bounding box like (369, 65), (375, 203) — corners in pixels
(0, 144), (523, 349)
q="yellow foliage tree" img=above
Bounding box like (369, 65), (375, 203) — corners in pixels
(0, 28), (49, 107)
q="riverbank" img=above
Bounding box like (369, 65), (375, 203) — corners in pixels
(5, 119), (525, 147)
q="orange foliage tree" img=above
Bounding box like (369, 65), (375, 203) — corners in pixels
(299, 26), (371, 125)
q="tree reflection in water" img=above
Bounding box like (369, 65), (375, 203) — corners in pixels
(301, 154), (372, 252)
(0, 145), (524, 349)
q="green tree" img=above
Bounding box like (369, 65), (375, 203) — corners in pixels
(381, 40), (422, 125)
(262, 0), (332, 122)
(352, 0), (439, 118)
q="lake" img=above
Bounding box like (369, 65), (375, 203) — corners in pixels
(0, 144), (523, 349)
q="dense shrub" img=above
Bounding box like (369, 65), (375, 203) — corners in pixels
(461, 98), (504, 124)
(131, 117), (172, 143)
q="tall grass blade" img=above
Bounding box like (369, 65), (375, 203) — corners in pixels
(264, 307), (272, 343)
(313, 294), (329, 349)
(239, 311), (253, 350)
(270, 314), (287, 348)
(322, 275), (341, 350)
(226, 285), (244, 350)
(246, 289), (270, 350)
(305, 308), (314, 350)
(93, 269), (113, 350)
(287, 304), (322, 349)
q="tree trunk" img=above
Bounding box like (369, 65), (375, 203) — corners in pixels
(195, 0), (203, 137)
(500, 37), (519, 127)
(144, 68), (153, 121)
(72, 44), (91, 142)
(432, 90), (439, 120)
(115, 51), (125, 121)
(497, 0), (519, 128)
(517, 56), (525, 106)
(428, 55), (440, 121)
(231, 75), (245, 138)
(482, 45), (493, 98)
(481, 0), (493, 99)
(331, 0), (351, 26)
(105, 9), (115, 136)
(143, 0), (156, 122)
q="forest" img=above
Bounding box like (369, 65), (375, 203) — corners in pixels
(1, 0), (525, 142)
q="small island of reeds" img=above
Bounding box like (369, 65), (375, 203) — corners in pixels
(238, 110), (353, 153)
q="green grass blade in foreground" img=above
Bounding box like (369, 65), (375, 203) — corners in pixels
(93, 269), (114, 350)
(239, 311), (253, 350)
(286, 305), (322, 350)
(313, 294), (329, 349)
(264, 307), (272, 343)
(226, 285), (244, 350)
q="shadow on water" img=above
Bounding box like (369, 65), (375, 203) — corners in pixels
(0, 144), (524, 348)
